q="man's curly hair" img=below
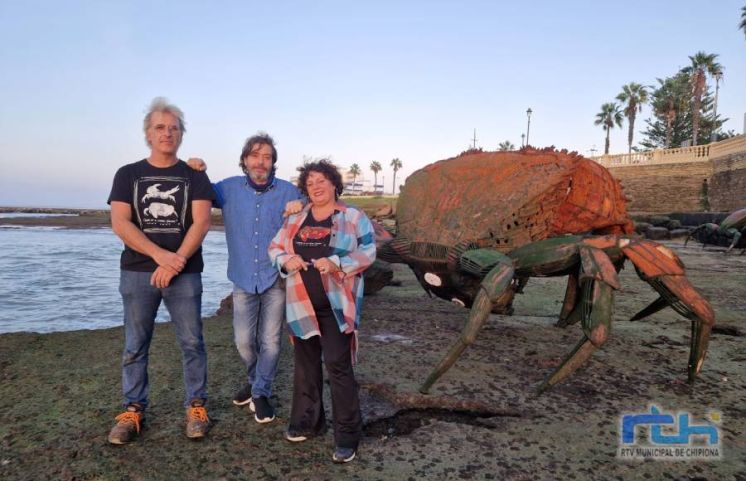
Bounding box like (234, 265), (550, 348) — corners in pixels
(296, 159), (344, 199)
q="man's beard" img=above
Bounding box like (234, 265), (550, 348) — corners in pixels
(249, 170), (269, 184)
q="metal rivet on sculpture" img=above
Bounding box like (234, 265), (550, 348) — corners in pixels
(377, 147), (715, 393)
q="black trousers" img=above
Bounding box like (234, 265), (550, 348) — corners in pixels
(289, 309), (362, 449)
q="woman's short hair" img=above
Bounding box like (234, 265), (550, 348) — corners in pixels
(296, 159), (344, 199)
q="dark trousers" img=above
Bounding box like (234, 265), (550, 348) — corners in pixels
(289, 309), (362, 449)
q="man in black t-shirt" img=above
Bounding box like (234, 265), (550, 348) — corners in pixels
(106, 98), (215, 444)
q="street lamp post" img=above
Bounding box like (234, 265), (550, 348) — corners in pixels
(525, 108), (532, 146)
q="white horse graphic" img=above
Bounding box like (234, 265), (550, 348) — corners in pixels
(141, 184), (180, 203)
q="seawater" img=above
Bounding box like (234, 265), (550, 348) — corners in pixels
(0, 227), (232, 333)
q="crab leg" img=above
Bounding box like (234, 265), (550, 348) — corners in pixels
(556, 269), (582, 327)
(538, 245), (619, 392)
(725, 229), (742, 254)
(419, 258), (515, 394)
(629, 296), (669, 321)
(621, 240), (715, 382)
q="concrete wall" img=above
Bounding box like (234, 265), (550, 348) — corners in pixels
(605, 152), (746, 214)
(709, 152), (746, 212)
(608, 161), (713, 213)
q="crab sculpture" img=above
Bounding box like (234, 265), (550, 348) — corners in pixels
(684, 207), (746, 254)
(378, 148), (715, 393)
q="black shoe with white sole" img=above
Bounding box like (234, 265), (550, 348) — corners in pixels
(284, 429), (308, 443)
(252, 396), (275, 424)
(232, 384), (252, 406)
(332, 446), (356, 463)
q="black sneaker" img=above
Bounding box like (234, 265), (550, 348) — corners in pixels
(252, 396), (275, 424)
(332, 446), (356, 463)
(232, 384), (252, 406)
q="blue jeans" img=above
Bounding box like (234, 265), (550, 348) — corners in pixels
(119, 270), (207, 409)
(232, 278), (285, 398)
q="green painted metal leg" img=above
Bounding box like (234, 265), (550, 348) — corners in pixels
(726, 230), (742, 254)
(629, 296), (668, 321)
(537, 337), (597, 393)
(688, 320), (712, 383)
(419, 260), (514, 394)
(556, 270), (580, 327)
(538, 278), (614, 393)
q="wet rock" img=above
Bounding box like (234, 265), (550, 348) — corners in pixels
(665, 219), (682, 230)
(649, 215), (671, 227)
(634, 222), (652, 234)
(216, 294), (233, 316)
(669, 228), (691, 238)
(645, 226), (671, 240)
(364, 260), (395, 295)
(373, 204), (395, 219)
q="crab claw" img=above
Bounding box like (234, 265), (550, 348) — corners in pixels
(622, 240), (715, 383)
(658, 275), (715, 382)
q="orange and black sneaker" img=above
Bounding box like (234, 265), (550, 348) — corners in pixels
(185, 399), (209, 439)
(108, 403), (144, 445)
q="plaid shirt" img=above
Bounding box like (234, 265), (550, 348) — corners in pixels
(269, 202), (376, 342)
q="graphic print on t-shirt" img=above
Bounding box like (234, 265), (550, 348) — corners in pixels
(296, 225), (331, 246)
(133, 176), (189, 234)
(297, 225), (332, 244)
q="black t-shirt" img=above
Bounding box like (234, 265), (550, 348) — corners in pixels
(107, 159), (215, 273)
(293, 213), (333, 311)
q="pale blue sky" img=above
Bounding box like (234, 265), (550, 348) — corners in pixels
(1, 0), (744, 208)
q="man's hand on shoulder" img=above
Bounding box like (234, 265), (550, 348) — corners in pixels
(283, 200), (304, 218)
(187, 157), (207, 172)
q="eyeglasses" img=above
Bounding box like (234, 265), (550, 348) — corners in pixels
(151, 124), (181, 134)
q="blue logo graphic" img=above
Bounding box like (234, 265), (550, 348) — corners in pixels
(617, 405), (722, 460)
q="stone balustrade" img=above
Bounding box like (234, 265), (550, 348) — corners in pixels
(591, 135), (746, 167)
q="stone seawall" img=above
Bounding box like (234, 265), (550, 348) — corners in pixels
(710, 152), (746, 211)
(608, 161), (712, 213)
(606, 152), (746, 213)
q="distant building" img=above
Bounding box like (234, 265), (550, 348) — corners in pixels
(341, 168), (371, 195)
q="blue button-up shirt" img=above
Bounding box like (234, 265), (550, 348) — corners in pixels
(214, 175), (301, 294)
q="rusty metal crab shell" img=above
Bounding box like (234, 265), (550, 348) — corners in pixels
(720, 207), (746, 231)
(396, 147), (634, 252)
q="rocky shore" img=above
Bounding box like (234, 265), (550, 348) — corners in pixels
(1, 239), (744, 480)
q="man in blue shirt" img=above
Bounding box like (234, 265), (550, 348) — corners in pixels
(195, 133), (301, 423)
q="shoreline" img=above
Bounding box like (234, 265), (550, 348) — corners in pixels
(1, 244), (744, 480)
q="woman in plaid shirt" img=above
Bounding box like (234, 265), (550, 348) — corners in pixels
(269, 159), (376, 463)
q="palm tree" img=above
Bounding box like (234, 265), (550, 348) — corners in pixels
(616, 82), (648, 153)
(498, 140), (515, 151)
(369, 161), (382, 195)
(390, 158), (402, 195)
(348, 163), (361, 193)
(685, 51), (721, 145)
(594, 102), (623, 155)
(740, 6), (746, 39)
(710, 65), (723, 141)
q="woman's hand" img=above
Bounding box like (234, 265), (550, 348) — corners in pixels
(283, 255), (309, 273)
(312, 257), (340, 275)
